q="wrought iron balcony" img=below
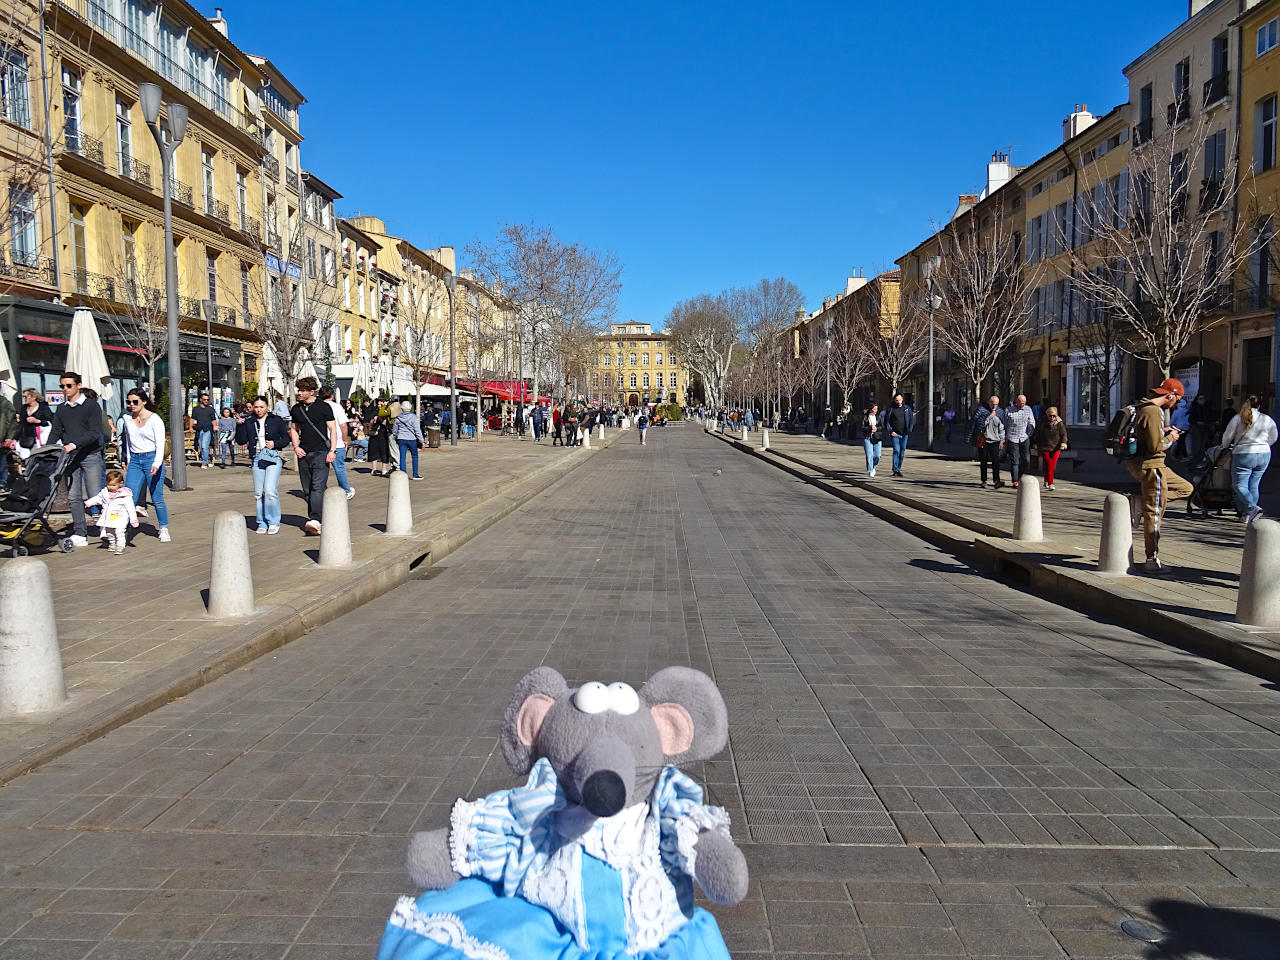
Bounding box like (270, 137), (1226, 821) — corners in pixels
(1133, 116), (1154, 146)
(120, 155), (151, 187)
(118, 279), (163, 310)
(239, 213), (261, 240)
(285, 168), (299, 191)
(0, 253), (56, 286)
(178, 295), (201, 318)
(1199, 177), (1226, 214)
(265, 230), (282, 255)
(168, 178), (194, 206)
(341, 250), (351, 266)
(64, 131), (104, 166)
(72, 268), (117, 300)
(262, 154), (279, 180)
(206, 197), (231, 224)
(1203, 71), (1230, 108)
(1166, 99), (1190, 127)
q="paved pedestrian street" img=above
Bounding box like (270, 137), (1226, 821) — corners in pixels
(1, 425), (1278, 959)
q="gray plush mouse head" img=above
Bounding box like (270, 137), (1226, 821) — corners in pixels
(499, 666), (729, 819)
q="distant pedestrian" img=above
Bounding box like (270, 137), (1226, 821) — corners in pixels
(551, 406), (563, 446)
(217, 407), (238, 467)
(1220, 394), (1278, 524)
(289, 376), (338, 536)
(638, 407), (649, 446)
(18, 387), (53, 449)
(565, 406), (579, 448)
(191, 393), (216, 469)
(1126, 379), (1192, 574)
(943, 404), (955, 443)
(0, 388), (15, 493)
(367, 402), (394, 476)
(393, 401), (426, 480)
(83, 468), (138, 555)
(236, 396), (290, 534)
(47, 371), (105, 548)
(969, 395), (1007, 489)
(1003, 394), (1036, 488)
(121, 388), (170, 543)
(882, 394), (914, 477)
(861, 403), (883, 478)
(1032, 406), (1069, 491)
(320, 386), (354, 500)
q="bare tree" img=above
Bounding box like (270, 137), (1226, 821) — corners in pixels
(732, 278), (806, 354)
(665, 293), (739, 409)
(247, 229), (320, 403)
(1067, 104), (1259, 379)
(931, 200), (1039, 408)
(854, 280), (930, 396)
(100, 238), (169, 395)
(396, 263), (448, 413)
(774, 343), (805, 416)
(829, 298), (874, 418)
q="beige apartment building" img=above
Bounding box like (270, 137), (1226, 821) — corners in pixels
(592, 321), (684, 408)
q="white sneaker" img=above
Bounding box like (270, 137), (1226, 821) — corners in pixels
(267, 525), (280, 535)
(345, 488), (355, 500)
(256, 526), (268, 534)
(158, 527), (171, 542)
(1143, 557), (1166, 575)
(868, 468), (876, 478)
(201, 464), (208, 470)
(113, 542), (125, 555)
(69, 534), (88, 547)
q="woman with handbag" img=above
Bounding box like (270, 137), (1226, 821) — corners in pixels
(236, 396), (291, 534)
(861, 403), (883, 478)
(120, 388), (171, 543)
(1032, 407), (1069, 491)
(1220, 394), (1279, 523)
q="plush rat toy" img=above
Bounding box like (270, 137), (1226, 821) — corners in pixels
(377, 666), (749, 960)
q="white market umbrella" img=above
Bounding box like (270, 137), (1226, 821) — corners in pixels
(0, 331), (15, 399)
(352, 351), (374, 397)
(297, 354), (319, 384)
(261, 342), (285, 400)
(67, 307), (113, 401)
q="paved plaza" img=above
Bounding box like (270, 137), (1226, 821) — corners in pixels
(1, 424), (1278, 959)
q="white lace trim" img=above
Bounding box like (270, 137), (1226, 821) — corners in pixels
(388, 897), (510, 960)
(672, 803), (731, 876)
(449, 798), (479, 878)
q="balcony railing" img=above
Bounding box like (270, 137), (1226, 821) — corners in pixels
(1167, 99), (1190, 127)
(341, 250), (351, 266)
(120, 155), (151, 187)
(178, 295), (201, 318)
(206, 197), (231, 224)
(239, 213), (261, 240)
(265, 230), (282, 254)
(118, 279), (163, 310)
(1203, 71), (1230, 108)
(1199, 177), (1226, 214)
(0, 253), (56, 286)
(63, 131), (104, 166)
(203, 303), (236, 326)
(1133, 116), (1154, 146)
(285, 168), (299, 191)
(262, 154), (279, 180)
(168, 178), (194, 206)
(72, 268), (117, 300)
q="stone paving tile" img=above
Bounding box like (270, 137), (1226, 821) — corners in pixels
(0, 426), (1278, 958)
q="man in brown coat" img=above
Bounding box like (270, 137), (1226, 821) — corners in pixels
(1127, 378), (1193, 574)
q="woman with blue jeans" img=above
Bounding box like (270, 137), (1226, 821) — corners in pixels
(393, 401), (426, 479)
(236, 397), (292, 533)
(120, 388), (171, 543)
(861, 403), (883, 478)
(1220, 394), (1278, 524)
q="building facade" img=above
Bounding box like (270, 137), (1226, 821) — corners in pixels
(592, 321), (684, 408)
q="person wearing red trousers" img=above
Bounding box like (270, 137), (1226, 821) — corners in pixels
(1033, 406), (1070, 490)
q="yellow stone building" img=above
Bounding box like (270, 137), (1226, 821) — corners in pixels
(592, 321), (684, 408)
(1, 0), (274, 416)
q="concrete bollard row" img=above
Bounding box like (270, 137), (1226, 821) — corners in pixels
(761, 428), (770, 450)
(319, 485), (353, 568)
(1237, 517), (1280, 628)
(0, 558), (66, 715)
(385, 470), (413, 536)
(598, 423), (604, 440)
(741, 426), (749, 443)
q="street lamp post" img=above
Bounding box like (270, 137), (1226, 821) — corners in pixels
(139, 83), (189, 491)
(926, 273), (936, 452)
(201, 300), (216, 396)
(446, 271), (458, 446)
(825, 337), (831, 417)
(776, 358), (781, 427)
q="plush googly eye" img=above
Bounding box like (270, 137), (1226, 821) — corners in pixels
(573, 681), (610, 714)
(607, 682), (639, 715)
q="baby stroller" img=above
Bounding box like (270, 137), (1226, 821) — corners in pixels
(1187, 443), (1234, 518)
(0, 445), (77, 557)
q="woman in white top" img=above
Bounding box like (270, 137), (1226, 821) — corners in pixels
(1220, 393), (1279, 523)
(121, 388), (171, 542)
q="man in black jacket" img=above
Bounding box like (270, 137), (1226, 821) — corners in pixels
(47, 371), (104, 546)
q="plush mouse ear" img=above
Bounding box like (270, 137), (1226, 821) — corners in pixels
(500, 667), (568, 774)
(641, 666), (728, 765)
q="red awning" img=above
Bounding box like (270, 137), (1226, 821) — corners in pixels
(20, 333), (145, 356)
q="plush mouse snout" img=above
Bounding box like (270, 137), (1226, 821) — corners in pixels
(573, 733), (636, 818)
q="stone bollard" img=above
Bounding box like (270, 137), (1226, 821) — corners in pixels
(319, 486), (353, 568)
(1237, 518), (1280, 627)
(582, 428), (591, 449)
(741, 426), (749, 442)
(761, 428), (770, 450)
(385, 470), (413, 536)
(1012, 479), (1044, 541)
(1097, 493), (1133, 576)
(208, 510), (256, 617)
(598, 423), (604, 440)
(0, 559), (66, 715)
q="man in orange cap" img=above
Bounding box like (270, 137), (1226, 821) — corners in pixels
(1128, 378), (1193, 573)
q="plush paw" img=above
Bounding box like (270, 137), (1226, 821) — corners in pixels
(693, 828), (749, 905)
(407, 828), (462, 890)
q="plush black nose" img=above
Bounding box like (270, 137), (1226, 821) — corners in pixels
(581, 770), (627, 817)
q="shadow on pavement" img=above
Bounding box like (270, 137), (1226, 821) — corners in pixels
(1140, 899), (1280, 959)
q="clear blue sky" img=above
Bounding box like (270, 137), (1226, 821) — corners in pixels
(225, 0), (1185, 327)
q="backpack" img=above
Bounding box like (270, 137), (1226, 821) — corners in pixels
(638, 413), (649, 428)
(1105, 404), (1139, 460)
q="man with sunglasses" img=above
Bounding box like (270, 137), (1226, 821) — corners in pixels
(47, 371), (104, 547)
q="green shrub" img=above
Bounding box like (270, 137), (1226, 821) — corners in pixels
(656, 403), (683, 421)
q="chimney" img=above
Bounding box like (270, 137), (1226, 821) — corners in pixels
(1062, 103), (1096, 142)
(983, 151), (1012, 199)
(794, 308), (807, 323)
(208, 7), (228, 36)
(957, 194), (979, 205)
